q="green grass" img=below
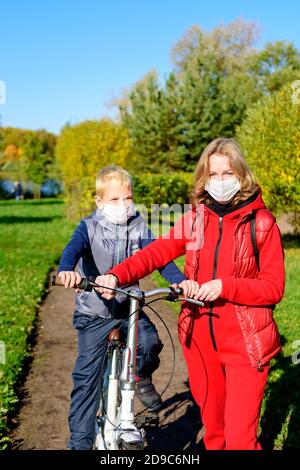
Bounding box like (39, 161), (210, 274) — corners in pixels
(151, 235), (300, 449)
(0, 200), (299, 449)
(259, 236), (300, 449)
(0, 199), (75, 448)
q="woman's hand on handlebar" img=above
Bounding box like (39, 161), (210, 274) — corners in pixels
(194, 279), (222, 302)
(174, 280), (201, 299)
(95, 274), (118, 299)
(174, 279), (222, 302)
(58, 271), (82, 290)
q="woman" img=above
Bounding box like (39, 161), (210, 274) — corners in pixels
(96, 137), (285, 450)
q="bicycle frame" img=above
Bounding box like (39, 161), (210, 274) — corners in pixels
(95, 287), (146, 450)
(52, 276), (204, 451)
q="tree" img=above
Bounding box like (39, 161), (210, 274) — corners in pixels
(237, 82), (300, 232)
(0, 127), (56, 187)
(119, 19), (300, 174)
(171, 19), (258, 72)
(121, 71), (192, 171)
(120, 19), (261, 171)
(121, 71), (163, 172)
(21, 130), (57, 185)
(56, 119), (136, 220)
(249, 41), (300, 94)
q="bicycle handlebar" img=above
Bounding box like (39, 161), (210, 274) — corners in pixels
(52, 275), (204, 307)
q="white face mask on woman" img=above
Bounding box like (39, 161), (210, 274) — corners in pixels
(102, 201), (136, 224)
(205, 177), (241, 203)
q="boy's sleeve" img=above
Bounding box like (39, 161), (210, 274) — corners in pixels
(141, 227), (186, 285)
(57, 221), (90, 272)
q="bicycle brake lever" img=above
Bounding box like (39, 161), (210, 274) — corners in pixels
(164, 286), (184, 302)
(77, 277), (95, 291)
(164, 294), (177, 302)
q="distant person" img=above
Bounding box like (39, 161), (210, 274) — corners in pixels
(14, 181), (23, 201)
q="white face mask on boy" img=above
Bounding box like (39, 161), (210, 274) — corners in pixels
(102, 201), (136, 224)
(205, 177), (241, 203)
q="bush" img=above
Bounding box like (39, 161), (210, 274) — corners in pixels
(56, 119), (136, 221)
(132, 173), (192, 207)
(56, 118), (194, 219)
(237, 82), (300, 233)
(60, 172), (192, 221)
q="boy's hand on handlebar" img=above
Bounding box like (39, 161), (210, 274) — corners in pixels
(194, 279), (222, 302)
(177, 280), (201, 298)
(95, 275), (118, 299)
(58, 271), (82, 289)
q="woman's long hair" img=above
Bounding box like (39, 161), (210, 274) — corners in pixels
(190, 137), (259, 206)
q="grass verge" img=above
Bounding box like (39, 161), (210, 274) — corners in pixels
(0, 199), (74, 449)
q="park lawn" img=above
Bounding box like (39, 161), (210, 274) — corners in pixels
(0, 199), (75, 449)
(0, 199), (298, 449)
(151, 237), (300, 449)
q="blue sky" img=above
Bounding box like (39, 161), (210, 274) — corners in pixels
(0, 0), (300, 134)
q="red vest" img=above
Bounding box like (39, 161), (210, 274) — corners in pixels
(178, 199), (283, 369)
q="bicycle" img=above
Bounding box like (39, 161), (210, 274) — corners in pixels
(53, 276), (204, 450)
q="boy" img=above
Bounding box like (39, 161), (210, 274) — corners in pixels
(58, 165), (186, 450)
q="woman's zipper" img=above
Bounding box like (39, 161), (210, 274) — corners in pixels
(209, 216), (223, 351)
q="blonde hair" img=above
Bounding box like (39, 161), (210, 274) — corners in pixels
(96, 165), (132, 197)
(190, 137), (258, 206)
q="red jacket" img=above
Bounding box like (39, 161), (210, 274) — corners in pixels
(109, 193), (285, 369)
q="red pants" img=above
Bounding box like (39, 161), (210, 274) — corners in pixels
(182, 309), (269, 450)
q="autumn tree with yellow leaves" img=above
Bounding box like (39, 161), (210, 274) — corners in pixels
(56, 119), (136, 220)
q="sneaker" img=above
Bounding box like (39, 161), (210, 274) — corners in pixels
(135, 377), (162, 412)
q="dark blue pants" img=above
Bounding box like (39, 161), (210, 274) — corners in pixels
(68, 311), (163, 450)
